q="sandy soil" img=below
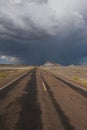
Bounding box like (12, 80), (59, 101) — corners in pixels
(0, 68), (87, 130)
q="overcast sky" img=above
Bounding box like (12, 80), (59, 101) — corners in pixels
(0, 0), (87, 65)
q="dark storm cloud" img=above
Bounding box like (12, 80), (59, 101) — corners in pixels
(0, 0), (87, 65)
(0, 0), (58, 40)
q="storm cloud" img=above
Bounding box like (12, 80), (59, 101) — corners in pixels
(0, 0), (87, 65)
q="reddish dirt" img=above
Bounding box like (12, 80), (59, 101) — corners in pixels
(41, 70), (87, 130)
(0, 70), (28, 88)
(0, 68), (87, 130)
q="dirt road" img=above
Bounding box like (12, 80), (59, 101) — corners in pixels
(0, 68), (87, 130)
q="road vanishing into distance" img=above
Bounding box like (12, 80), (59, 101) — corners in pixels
(0, 68), (87, 130)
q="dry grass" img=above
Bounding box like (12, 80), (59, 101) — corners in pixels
(0, 73), (7, 77)
(73, 76), (79, 81)
(0, 70), (18, 78)
(43, 65), (87, 87)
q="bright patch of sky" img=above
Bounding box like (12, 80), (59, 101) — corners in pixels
(0, 55), (20, 64)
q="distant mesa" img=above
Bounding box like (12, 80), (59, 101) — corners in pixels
(43, 61), (62, 67)
(68, 64), (75, 67)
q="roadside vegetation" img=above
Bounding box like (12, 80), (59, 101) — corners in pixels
(0, 69), (26, 79)
(43, 65), (87, 87)
(74, 78), (87, 86)
(0, 72), (7, 78)
(0, 70), (13, 78)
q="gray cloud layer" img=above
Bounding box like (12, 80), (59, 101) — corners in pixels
(0, 0), (87, 65)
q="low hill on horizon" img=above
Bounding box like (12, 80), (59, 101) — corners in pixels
(42, 61), (62, 67)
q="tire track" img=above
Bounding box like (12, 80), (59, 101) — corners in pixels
(41, 70), (87, 98)
(0, 72), (30, 100)
(51, 74), (87, 98)
(41, 76), (75, 130)
(0, 71), (33, 130)
(15, 69), (42, 130)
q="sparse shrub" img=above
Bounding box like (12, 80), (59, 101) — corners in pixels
(73, 76), (79, 81)
(81, 80), (87, 86)
(0, 73), (7, 78)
